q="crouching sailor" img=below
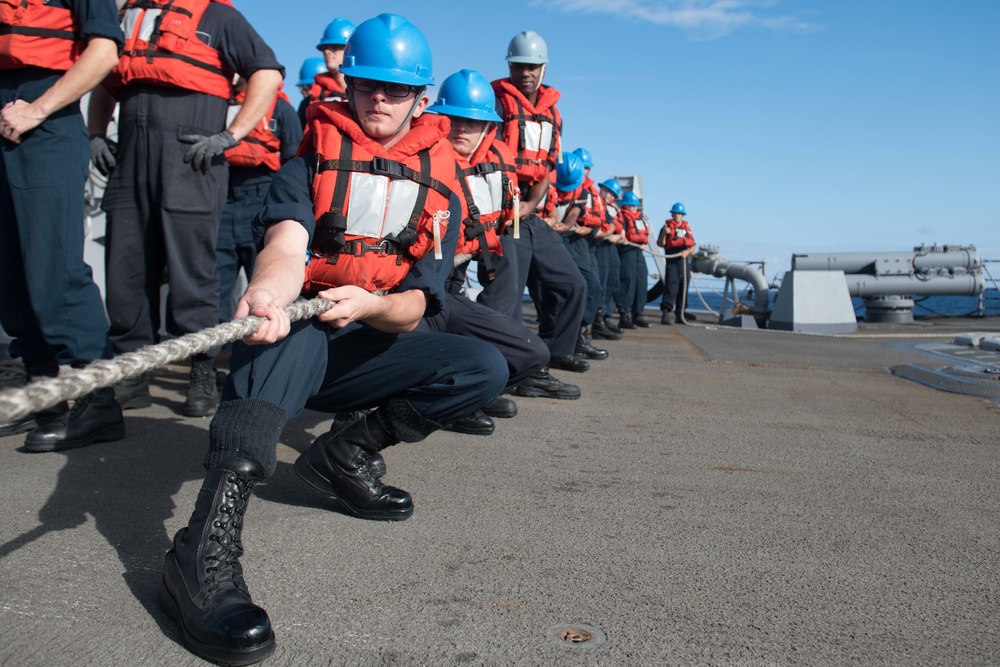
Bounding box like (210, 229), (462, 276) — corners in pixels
(158, 15), (508, 665)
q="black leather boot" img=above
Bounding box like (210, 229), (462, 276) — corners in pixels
(0, 361), (67, 437)
(24, 387), (124, 453)
(0, 401), (67, 438)
(548, 354), (590, 373)
(443, 410), (495, 436)
(633, 313), (651, 328)
(661, 310), (675, 325)
(575, 326), (609, 360)
(482, 395), (518, 418)
(513, 368), (581, 400)
(618, 313), (636, 330)
(114, 373), (151, 410)
(599, 310), (624, 335)
(591, 316), (623, 340)
(185, 356), (219, 418)
(160, 457), (275, 666)
(295, 407), (422, 521)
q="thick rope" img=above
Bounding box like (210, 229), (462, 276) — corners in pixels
(0, 298), (335, 424)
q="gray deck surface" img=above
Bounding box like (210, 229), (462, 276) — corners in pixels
(2, 310), (998, 666)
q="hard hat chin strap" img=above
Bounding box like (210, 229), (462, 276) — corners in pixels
(391, 94), (425, 137)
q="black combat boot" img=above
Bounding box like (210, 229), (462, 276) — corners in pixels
(329, 411), (386, 477)
(633, 313), (651, 328)
(591, 315), (623, 340)
(186, 356), (219, 417)
(661, 310), (675, 325)
(575, 326), (609, 360)
(443, 410), (495, 436)
(0, 361), (67, 437)
(618, 313), (636, 330)
(482, 395), (518, 418)
(295, 399), (439, 521)
(548, 354), (590, 373)
(114, 372), (151, 410)
(599, 309), (624, 335)
(24, 387), (124, 453)
(513, 368), (581, 400)
(160, 457), (275, 666)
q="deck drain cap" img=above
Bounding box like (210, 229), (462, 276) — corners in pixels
(545, 623), (607, 648)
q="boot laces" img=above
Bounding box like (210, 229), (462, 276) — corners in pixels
(203, 472), (256, 594)
(190, 362), (216, 396)
(52, 392), (94, 425)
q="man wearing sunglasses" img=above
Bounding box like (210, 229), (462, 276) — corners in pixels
(157, 14), (507, 666)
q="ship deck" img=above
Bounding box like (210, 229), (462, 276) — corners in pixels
(2, 308), (998, 665)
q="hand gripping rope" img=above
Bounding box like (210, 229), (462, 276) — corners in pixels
(0, 298), (336, 424)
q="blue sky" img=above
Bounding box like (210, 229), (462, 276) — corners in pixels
(238, 0), (999, 279)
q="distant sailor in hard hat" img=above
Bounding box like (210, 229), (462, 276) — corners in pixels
(478, 30), (591, 396)
(312, 17), (355, 103)
(155, 15), (506, 665)
(421, 68), (555, 432)
(295, 56), (328, 126)
(590, 178), (625, 340)
(657, 202), (697, 324)
(549, 151), (609, 363)
(617, 190), (652, 328)
(571, 147), (623, 344)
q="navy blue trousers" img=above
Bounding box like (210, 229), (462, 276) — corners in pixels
(217, 172), (270, 322)
(222, 319), (508, 427)
(661, 257), (690, 314)
(102, 87), (228, 355)
(420, 286), (549, 392)
(0, 70), (111, 365)
(476, 214), (585, 357)
(561, 233), (601, 326)
(617, 246), (647, 316)
(594, 239), (621, 316)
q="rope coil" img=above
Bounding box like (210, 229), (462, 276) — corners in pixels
(0, 298), (335, 424)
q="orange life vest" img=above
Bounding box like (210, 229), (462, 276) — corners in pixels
(553, 184), (587, 227)
(301, 103), (458, 295)
(224, 88), (290, 171)
(492, 78), (562, 187)
(0, 0), (81, 71)
(310, 71), (347, 102)
(578, 177), (605, 229)
(621, 208), (650, 245)
(109, 0), (233, 99)
(662, 219), (695, 250)
(601, 202), (622, 235)
(454, 137), (517, 281)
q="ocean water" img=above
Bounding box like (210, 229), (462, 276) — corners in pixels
(647, 278), (1000, 319)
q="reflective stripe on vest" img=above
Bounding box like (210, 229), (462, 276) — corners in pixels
(113, 0), (232, 99)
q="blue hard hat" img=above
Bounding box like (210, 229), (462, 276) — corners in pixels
(599, 178), (622, 199)
(621, 191), (641, 207)
(340, 14), (433, 86)
(572, 147), (592, 168)
(317, 18), (356, 49)
(296, 57), (328, 86)
(555, 152), (585, 192)
(671, 202), (686, 215)
(427, 69), (501, 122)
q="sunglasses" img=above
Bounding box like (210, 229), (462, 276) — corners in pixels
(349, 78), (419, 99)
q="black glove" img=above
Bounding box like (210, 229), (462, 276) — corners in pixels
(89, 136), (118, 176)
(179, 130), (237, 172)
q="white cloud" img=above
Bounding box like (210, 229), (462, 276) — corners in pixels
(530, 0), (818, 39)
